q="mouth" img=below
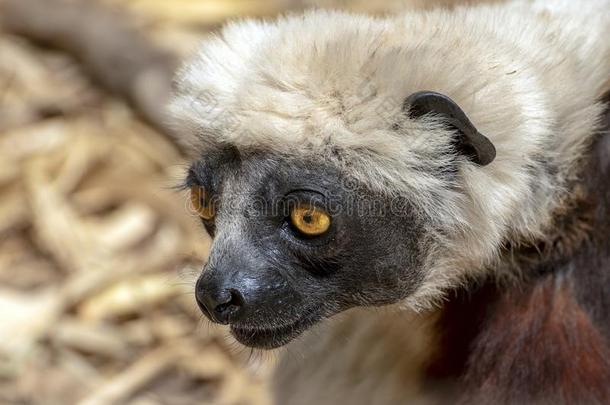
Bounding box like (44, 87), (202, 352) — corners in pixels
(230, 313), (321, 349)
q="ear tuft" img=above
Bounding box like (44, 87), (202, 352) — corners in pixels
(404, 91), (496, 166)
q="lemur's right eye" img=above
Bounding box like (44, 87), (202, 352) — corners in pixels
(190, 185), (215, 221)
(290, 205), (331, 237)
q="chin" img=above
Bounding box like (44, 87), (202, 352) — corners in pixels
(230, 313), (322, 349)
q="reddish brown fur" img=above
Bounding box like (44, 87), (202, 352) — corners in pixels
(460, 277), (610, 404)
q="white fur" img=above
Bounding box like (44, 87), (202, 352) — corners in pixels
(170, 0), (610, 309)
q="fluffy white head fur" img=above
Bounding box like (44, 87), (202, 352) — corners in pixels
(170, 0), (610, 309)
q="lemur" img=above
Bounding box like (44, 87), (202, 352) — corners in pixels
(169, 0), (610, 403)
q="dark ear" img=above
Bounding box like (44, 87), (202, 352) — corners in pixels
(403, 91), (496, 166)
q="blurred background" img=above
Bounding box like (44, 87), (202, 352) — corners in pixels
(0, 0), (496, 404)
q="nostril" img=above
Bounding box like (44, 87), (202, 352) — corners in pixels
(213, 289), (245, 324)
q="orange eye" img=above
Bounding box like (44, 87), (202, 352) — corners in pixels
(190, 185), (215, 221)
(290, 205), (331, 236)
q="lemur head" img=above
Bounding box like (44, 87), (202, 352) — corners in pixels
(170, 11), (555, 349)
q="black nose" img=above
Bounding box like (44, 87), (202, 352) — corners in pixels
(195, 278), (246, 324)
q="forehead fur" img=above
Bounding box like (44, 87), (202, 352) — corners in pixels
(171, 9), (529, 153)
(174, 10), (519, 213)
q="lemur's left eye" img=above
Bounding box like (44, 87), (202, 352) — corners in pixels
(190, 185), (215, 221)
(290, 205), (331, 236)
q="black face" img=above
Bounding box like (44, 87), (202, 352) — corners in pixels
(186, 146), (427, 349)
